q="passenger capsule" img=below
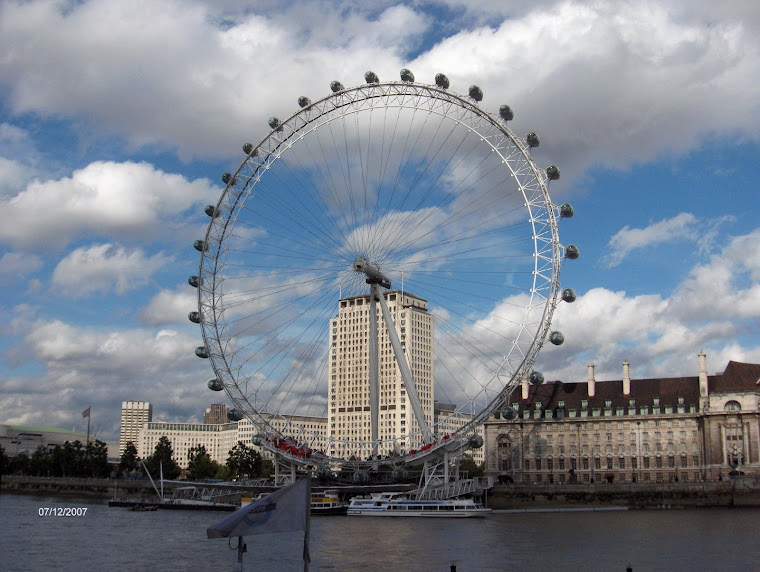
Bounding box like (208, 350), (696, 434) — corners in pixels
(268, 117), (283, 132)
(297, 96), (311, 108)
(529, 371), (545, 386)
(527, 132), (540, 148)
(434, 73), (450, 89)
(546, 165), (560, 180)
(221, 172), (232, 184)
(499, 105), (514, 121)
(207, 378), (224, 391)
(560, 203), (574, 219)
(195, 346), (209, 359)
(352, 470), (369, 483)
(501, 406), (517, 420)
(252, 434), (265, 446)
(188, 275), (199, 288)
(565, 244), (580, 260)
(317, 466), (332, 479)
(549, 331), (565, 346)
(561, 288), (577, 303)
(365, 71), (379, 84)
(227, 409), (243, 422)
(188, 311), (200, 323)
(400, 68), (414, 82)
(204, 204), (219, 218)
(243, 143), (259, 156)
(330, 81), (344, 93)
(193, 240), (206, 252)
(392, 467), (408, 480)
(468, 85), (483, 102)
(468, 434), (484, 449)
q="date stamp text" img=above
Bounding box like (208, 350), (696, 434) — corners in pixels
(38, 507), (88, 517)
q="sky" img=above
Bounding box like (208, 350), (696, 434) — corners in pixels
(1, 0), (759, 446)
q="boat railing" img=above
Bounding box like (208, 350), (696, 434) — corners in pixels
(414, 477), (489, 500)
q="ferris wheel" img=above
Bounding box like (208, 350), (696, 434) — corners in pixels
(189, 69), (578, 471)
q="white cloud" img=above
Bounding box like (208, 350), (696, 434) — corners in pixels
(0, 1), (425, 160)
(668, 228), (760, 320)
(0, 161), (217, 251)
(602, 213), (698, 267)
(0, 0), (755, 174)
(0, 317), (213, 436)
(0, 252), (43, 285)
(0, 156), (28, 195)
(602, 213), (737, 267)
(51, 243), (172, 297)
(410, 1), (760, 183)
(543, 226), (760, 382)
(139, 285), (199, 326)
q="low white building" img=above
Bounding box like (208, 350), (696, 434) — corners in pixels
(138, 421), (239, 468)
(136, 414), (328, 469)
(0, 425), (88, 456)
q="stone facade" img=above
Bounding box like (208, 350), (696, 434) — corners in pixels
(484, 354), (760, 484)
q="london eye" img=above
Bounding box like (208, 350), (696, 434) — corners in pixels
(189, 69), (577, 475)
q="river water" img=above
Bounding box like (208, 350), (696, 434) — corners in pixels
(2, 493), (759, 571)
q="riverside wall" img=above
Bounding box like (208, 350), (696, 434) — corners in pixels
(1, 475), (174, 499)
(486, 478), (760, 510)
(4, 475), (760, 510)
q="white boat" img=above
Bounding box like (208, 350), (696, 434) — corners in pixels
(347, 492), (491, 518)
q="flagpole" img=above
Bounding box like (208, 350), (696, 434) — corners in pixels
(86, 405), (91, 446)
(236, 536), (246, 571)
(304, 471), (311, 572)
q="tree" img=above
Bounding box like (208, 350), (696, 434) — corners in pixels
(119, 441), (140, 476)
(186, 444), (220, 480)
(7, 453), (30, 475)
(0, 445), (7, 476)
(146, 436), (181, 480)
(30, 445), (50, 476)
(85, 439), (111, 478)
(459, 455), (485, 478)
(214, 463), (233, 481)
(226, 441), (263, 480)
(61, 441), (82, 477)
(260, 459), (274, 478)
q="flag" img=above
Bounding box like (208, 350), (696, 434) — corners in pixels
(207, 478), (310, 539)
(82, 407), (91, 418)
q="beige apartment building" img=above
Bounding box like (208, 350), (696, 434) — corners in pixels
(327, 290), (434, 458)
(484, 354), (760, 484)
(119, 401), (152, 456)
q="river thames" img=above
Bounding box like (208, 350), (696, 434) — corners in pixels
(2, 493), (759, 571)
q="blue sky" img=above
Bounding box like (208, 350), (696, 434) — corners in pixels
(1, 0), (759, 445)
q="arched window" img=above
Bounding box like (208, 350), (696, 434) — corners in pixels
(725, 400), (741, 412)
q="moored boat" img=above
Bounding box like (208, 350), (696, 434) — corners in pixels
(130, 504), (158, 511)
(311, 490), (347, 515)
(347, 492), (491, 518)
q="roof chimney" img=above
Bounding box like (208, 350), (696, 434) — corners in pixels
(587, 364), (596, 397)
(521, 375), (529, 400)
(623, 361), (631, 395)
(699, 352), (708, 398)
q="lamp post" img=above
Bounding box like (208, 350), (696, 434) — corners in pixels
(636, 421), (642, 483)
(576, 423), (581, 483)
